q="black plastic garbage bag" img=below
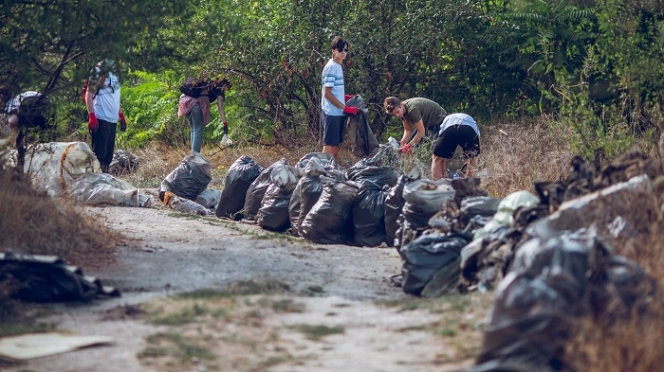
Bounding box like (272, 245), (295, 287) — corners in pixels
(402, 179), (455, 229)
(0, 252), (119, 302)
(243, 158), (287, 219)
(257, 163), (299, 231)
(467, 229), (657, 372)
(296, 152), (336, 169)
(290, 158), (329, 236)
(346, 165), (399, 189)
(300, 181), (359, 244)
(459, 196), (501, 227)
(384, 175), (413, 247)
(400, 233), (470, 296)
(216, 155), (263, 219)
(352, 181), (387, 247)
(159, 153), (211, 201)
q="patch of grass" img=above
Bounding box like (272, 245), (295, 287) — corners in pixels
(138, 332), (216, 363)
(256, 298), (306, 313)
(0, 301), (55, 338)
(148, 303), (208, 326)
(176, 280), (291, 300)
(293, 324), (345, 341)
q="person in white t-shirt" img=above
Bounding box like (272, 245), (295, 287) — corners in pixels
(85, 60), (126, 173)
(320, 36), (360, 161)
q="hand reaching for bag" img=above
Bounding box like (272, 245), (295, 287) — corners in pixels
(399, 143), (412, 155)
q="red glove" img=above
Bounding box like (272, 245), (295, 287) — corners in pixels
(399, 143), (412, 155)
(343, 106), (360, 115)
(88, 112), (99, 132)
(223, 121), (228, 134)
(118, 112), (127, 132)
(344, 94), (356, 102)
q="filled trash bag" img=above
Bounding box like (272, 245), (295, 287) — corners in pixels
(402, 179), (455, 229)
(69, 172), (146, 207)
(296, 152), (336, 169)
(400, 233), (470, 296)
(467, 228), (658, 372)
(164, 191), (210, 215)
(459, 196), (501, 227)
(159, 153), (212, 201)
(243, 158), (287, 219)
(257, 163), (299, 231)
(289, 157), (326, 236)
(0, 252), (119, 302)
(384, 175), (416, 247)
(352, 180), (387, 247)
(300, 181), (359, 244)
(8, 141), (100, 197)
(346, 165), (399, 189)
(473, 190), (539, 240)
(195, 188), (221, 209)
(215, 155), (263, 219)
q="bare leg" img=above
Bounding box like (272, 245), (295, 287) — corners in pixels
(431, 155), (446, 181)
(465, 157), (478, 177)
(322, 145), (340, 161)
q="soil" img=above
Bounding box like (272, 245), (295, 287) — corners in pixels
(2, 191), (490, 372)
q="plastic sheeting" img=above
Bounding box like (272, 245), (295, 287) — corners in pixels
(0, 252), (120, 302)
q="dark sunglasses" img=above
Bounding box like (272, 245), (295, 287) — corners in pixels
(338, 48), (349, 52)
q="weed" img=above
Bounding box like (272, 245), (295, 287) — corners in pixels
(139, 332), (216, 363)
(148, 303), (208, 326)
(293, 324), (345, 341)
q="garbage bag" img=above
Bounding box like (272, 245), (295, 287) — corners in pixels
(257, 163), (299, 231)
(400, 233), (470, 296)
(159, 153), (211, 201)
(243, 158), (287, 219)
(300, 181), (359, 244)
(352, 180), (387, 247)
(164, 191), (210, 215)
(473, 190), (539, 240)
(346, 165), (399, 189)
(11, 142), (100, 197)
(402, 179), (455, 229)
(0, 252), (119, 302)
(384, 175), (413, 247)
(216, 155), (263, 219)
(296, 152), (336, 169)
(459, 196), (501, 227)
(195, 189), (221, 209)
(468, 229), (657, 372)
(69, 172), (140, 207)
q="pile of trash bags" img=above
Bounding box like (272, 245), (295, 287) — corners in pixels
(2, 142), (151, 207)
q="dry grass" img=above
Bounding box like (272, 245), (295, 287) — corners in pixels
(0, 161), (117, 266)
(478, 116), (576, 197)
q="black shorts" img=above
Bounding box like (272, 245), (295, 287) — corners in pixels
(322, 113), (345, 146)
(433, 124), (480, 159)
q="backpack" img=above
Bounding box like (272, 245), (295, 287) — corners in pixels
(81, 67), (108, 103)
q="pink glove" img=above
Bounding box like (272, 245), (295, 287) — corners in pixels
(399, 143), (412, 155)
(343, 106), (360, 115)
(344, 94), (356, 102)
(118, 112), (127, 132)
(88, 113), (99, 132)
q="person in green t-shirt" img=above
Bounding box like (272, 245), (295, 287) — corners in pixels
(383, 96), (447, 154)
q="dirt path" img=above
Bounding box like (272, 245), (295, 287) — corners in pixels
(3, 202), (489, 372)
